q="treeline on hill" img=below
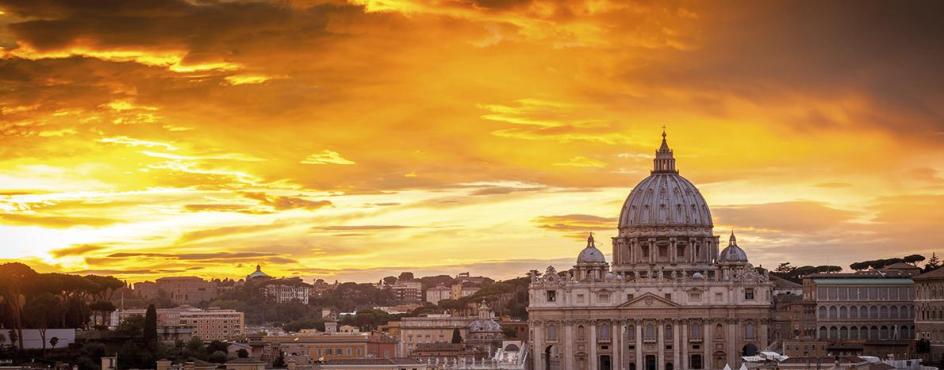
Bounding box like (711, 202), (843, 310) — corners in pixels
(770, 254), (939, 283)
(848, 254), (937, 272)
(0, 263), (124, 349)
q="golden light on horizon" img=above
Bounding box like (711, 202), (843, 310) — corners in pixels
(0, 0), (942, 283)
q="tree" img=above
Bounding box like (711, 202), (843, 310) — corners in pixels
(926, 253), (942, 272)
(849, 261), (870, 271)
(774, 262), (796, 274)
(398, 272), (414, 281)
(208, 350), (227, 363)
(23, 293), (62, 354)
(904, 254), (926, 265)
(144, 304), (158, 346)
(272, 351), (286, 368)
(50, 336), (59, 350)
(451, 328), (462, 344)
(382, 276), (398, 286)
(117, 315), (145, 337)
(0, 262), (39, 350)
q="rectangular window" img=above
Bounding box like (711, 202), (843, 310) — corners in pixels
(689, 292), (702, 301)
(677, 246), (685, 257)
(599, 293), (610, 303)
(715, 292), (723, 302)
(627, 294), (634, 301)
(577, 294), (585, 303)
(664, 293), (672, 301)
(547, 290), (557, 302)
(745, 288), (755, 300)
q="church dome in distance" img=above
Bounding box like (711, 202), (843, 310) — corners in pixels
(719, 232), (748, 263)
(577, 233), (607, 264)
(247, 264), (271, 280)
(618, 131), (713, 233)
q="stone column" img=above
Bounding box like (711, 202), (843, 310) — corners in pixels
(614, 321), (622, 370)
(657, 321), (665, 370)
(681, 321), (688, 370)
(704, 322), (712, 370)
(673, 321), (680, 370)
(636, 322), (643, 370)
(533, 324), (545, 370)
(670, 238), (676, 264)
(566, 323), (575, 370)
(590, 322), (598, 370)
(727, 322), (737, 368)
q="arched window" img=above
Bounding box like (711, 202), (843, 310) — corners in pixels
(891, 306), (899, 319)
(665, 324), (674, 340)
(829, 306), (837, 319)
(818, 306), (827, 319)
(745, 322), (755, 340)
(626, 324), (636, 342)
(819, 326), (827, 339)
(840, 306), (848, 319)
(880, 306), (889, 318)
(829, 326), (838, 339)
(715, 323), (724, 339)
(577, 325), (586, 341)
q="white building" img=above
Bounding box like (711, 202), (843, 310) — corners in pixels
(426, 285), (452, 305)
(529, 132), (773, 370)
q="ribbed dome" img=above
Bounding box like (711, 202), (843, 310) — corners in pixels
(469, 318), (502, 333)
(719, 232), (748, 263)
(577, 233), (607, 264)
(247, 264), (270, 279)
(618, 132), (712, 231)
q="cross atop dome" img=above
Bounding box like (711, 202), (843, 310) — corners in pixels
(587, 232), (595, 248)
(729, 230), (737, 246)
(653, 128), (677, 173)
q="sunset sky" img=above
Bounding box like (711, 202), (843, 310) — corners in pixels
(1, 0), (942, 283)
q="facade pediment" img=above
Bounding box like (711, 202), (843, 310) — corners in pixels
(617, 292), (681, 309)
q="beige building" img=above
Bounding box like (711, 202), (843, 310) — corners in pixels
(391, 280), (423, 304)
(528, 132), (773, 370)
(314, 358), (431, 370)
(397, 315), (474, 356)
(262, 333), (397, 362)
(914, 267), (944, 362)
(133, 276), (219, 305)
(425, 285), (451, 305)
(805, 272), (915, 357)
(113, 306), (245, 341)
(264, 278), (312, 304)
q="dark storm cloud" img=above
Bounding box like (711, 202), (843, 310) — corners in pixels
(1, 0), (364, 55)
(623, 0), (944, 134)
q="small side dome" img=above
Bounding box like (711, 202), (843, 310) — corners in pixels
(577, 233), (607, 264)
(718, 231), (748, 263)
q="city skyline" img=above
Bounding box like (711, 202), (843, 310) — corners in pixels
(1, 1), (943, 283)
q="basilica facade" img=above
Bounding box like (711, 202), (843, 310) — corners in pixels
(528, 132), (773, 370)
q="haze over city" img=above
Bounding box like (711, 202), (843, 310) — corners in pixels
(1, 0), (943, 283)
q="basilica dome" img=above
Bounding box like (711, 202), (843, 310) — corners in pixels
(719, 232), (748, 263)
(618, 132), (712, 232)
(576, 234), (606, 264)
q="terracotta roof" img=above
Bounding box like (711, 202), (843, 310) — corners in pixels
(913, 267), (944, 280)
